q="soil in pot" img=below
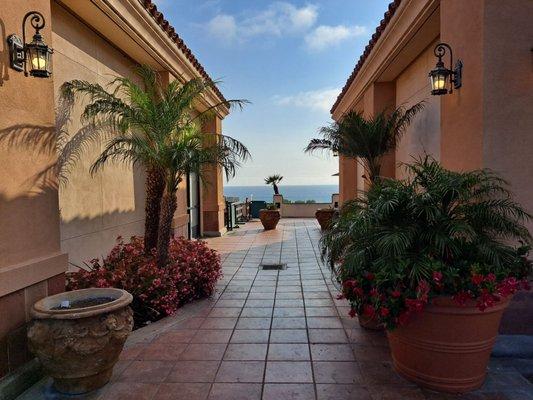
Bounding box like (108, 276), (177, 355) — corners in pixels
(28, 288), (133, 395)
(51, 297), (115, 310)
(387, 296), (511, 393)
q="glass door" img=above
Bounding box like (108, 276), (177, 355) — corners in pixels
(187, 172), (200, 238)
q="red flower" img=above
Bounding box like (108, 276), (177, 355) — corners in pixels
(432, 271), (443, 283)
(405, 298), (425, 313)
(391, 289), (402, 298)
(365, 272), (375, 281)
(363, 304), (375, 317)
(485, 273), (496, 283)
(380, 307), (390, 317)
(348, 308), (356, 318)
(336, 293), (345, 300)
(369, 288), (379, 297)
(471, 274), (484, 286)
(354, 287), (364, 297)
(453, 291), (471, 306)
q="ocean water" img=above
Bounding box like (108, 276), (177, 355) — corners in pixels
(224, 185), (339, 203)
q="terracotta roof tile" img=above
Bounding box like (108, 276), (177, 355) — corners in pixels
(141, 0), (226, 103)
(330, 0), (402, 115)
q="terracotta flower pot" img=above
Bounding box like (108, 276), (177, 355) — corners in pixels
(315, 208), (336, 231)
(259, 209), (280, 230)
(387, 296), (511, 393)
(28, 288), (134, 394)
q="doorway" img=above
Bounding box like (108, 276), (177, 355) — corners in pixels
(187, 172), (201, 239)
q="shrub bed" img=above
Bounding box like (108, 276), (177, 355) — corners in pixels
(67, 236), (222, 328)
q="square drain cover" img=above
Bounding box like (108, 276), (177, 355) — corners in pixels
(260, 263), (287, 270)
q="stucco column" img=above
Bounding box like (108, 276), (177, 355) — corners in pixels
(363, 82), (397, 180)
(201, 115), (226, 237)
(0, 0), (67, 377)
(338, 155), (358, 204)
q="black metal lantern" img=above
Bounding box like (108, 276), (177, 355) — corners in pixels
(7, 11), (53, 78)
(429, 43), (462, 95)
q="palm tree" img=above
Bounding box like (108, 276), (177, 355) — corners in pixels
(61, 66), (248, 255)
(305, 103), (424, 183)
(86, 74), (250, 267)
(265, 174), (283, 195)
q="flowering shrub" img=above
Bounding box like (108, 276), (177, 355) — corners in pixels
(67, 236), (221, 327)
(324, 157), (531, 329)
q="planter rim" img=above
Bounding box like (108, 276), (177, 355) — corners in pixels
(426, 295), (511, 315)
(259, 209), (280, 213)
(31, 288), (133, 320)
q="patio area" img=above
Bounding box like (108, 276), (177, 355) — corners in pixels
(19, 219), (533, 400)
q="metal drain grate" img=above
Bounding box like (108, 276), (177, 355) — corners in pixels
(259, 263), (287, 270)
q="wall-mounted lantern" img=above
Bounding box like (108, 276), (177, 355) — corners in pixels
(429, 43), (462, 95)
(7, 11), (53, 78)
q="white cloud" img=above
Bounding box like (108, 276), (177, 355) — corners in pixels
(305, 25), (367, 52)
(274, 87), (341, 113)
(206, 2), (318, 43)
(207, 14), (238, 43)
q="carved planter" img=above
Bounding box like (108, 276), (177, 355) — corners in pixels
(27, 288), (133, 394)
(387, 296), (511, 393)
(315, 208), (337, 231)
(259, 209), (280, 230)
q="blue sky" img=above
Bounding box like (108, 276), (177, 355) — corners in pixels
(153, 0), (391, 186)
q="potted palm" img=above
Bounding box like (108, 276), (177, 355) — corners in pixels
(305, 103), (423, 184)
(265, 174), (283, 195)
(307, 103), (423, 328)
(259, 203), (281, 230)
(323, 157), (531, 393)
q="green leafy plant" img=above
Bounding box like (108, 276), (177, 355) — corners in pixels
(265, 203), (278, 211)
(265, 174), (283, 195)
(62, 66), (250, 265)
(306, 103), (423, 183)
(322, 156), (532, 329)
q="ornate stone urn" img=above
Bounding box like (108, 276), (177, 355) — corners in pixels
(27, 288), (133, 394)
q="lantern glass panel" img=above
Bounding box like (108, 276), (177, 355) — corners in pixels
(26, 35), (52, 78)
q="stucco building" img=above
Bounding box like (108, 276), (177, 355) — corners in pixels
(333, 0), (533, 335)
(333, 0), (533, 236)
(0, 0), (229, 379)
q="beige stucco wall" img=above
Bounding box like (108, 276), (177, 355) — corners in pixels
(395, 41), (441, 179)
(52, 3), (193, 265)
(481, 0), (533, 232)
(52, 3), (145, 266)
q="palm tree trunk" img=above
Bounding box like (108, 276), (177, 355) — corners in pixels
(144, 167), (165, 254)
(273, 184), (279, 195)
(156, 189), (177, 268)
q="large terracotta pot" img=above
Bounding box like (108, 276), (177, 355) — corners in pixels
(259, 209), (280, 230)
(28, 288), (133, 394)
(387, 296), (510, 393)
(315, 208), (337, 231)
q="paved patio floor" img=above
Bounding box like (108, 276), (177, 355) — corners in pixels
(19, 219), (533, 399)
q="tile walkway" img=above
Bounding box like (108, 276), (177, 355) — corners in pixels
(19, 219), (533, 399)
